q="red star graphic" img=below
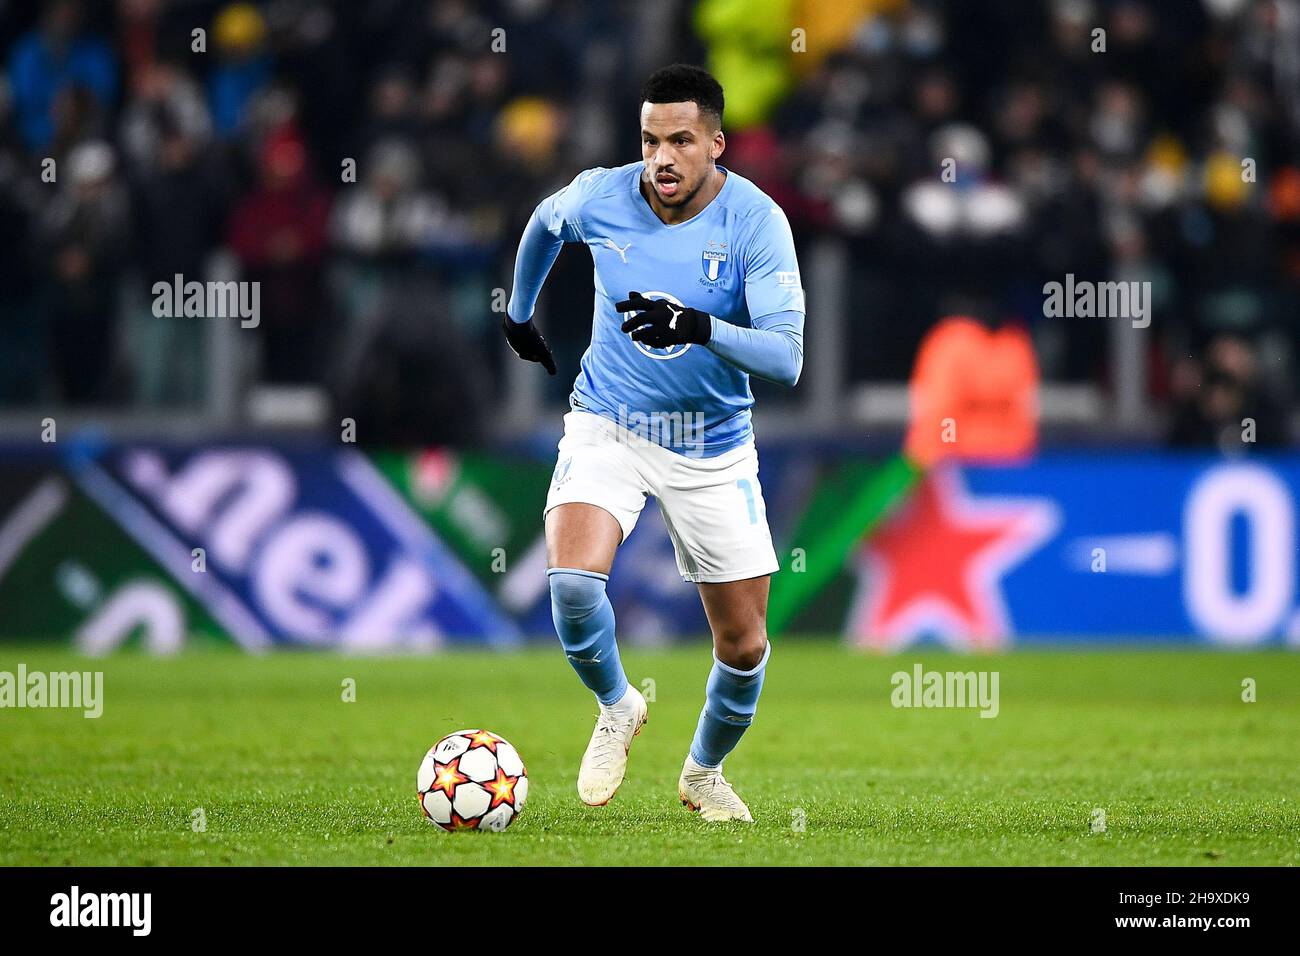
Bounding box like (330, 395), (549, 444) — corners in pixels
(482, 766), (519, 809)
(466, 729), (500, 752)
(443, 812), (481, 832)
(852, 466), (1058, 649)
(428, 758), (469, 799)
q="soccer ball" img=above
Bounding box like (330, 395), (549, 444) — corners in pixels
(417, 729), (528, 832)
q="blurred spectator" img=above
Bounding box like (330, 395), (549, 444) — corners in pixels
(694, 0), (796, 129)
(119, 59), (211, 170)
(328, 138), (489, 446)
(357, 66), (421, 156)
(329, 137), (440, 392)
(124, 60), (229, 403)
(116, 0), (196, 93)
(0, 147), (41, 404)
(34, 140), (131, 403)
(1167, 334), (1288, 451)
(228, 126), (331, 383)
(208, 2), (272, 138)
(8, 0), (116, 151)
(331, 138), (437, 261)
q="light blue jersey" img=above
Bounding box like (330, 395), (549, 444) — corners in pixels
(507, 162), (805, 457)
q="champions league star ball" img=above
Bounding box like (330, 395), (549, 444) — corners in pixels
(417, 729), (528, 832)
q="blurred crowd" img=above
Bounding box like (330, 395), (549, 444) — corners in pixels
(0, 0), (1296, 446)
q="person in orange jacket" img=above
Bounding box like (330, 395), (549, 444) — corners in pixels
(904, 315), (1039, 466)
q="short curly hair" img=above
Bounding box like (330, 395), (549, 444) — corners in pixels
(641, 63), (724, 130)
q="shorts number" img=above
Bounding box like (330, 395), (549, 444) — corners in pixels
(736, 478), (758, 525)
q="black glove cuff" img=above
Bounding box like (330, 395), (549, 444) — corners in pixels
(687, 309), (713, 345)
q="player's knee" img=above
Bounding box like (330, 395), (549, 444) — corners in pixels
(547, 568), (608, 625)
(713, 629), (767, 672)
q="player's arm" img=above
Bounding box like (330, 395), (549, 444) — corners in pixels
(715, 205), (806, 387)
(503, 171), (597, 374)
(616, 205), (805, 386)
(702, 308), (803, 387)
(615, 297), (804, 387)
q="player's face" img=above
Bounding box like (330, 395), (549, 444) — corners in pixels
(640, 101), (724, 208)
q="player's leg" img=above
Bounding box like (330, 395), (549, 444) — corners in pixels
(691, 574), (770, 762)
(545, 502), (626, 703)
(678, 575), (769, 822)
(650, 441), (778, 822)
(543, 412), (650, 805)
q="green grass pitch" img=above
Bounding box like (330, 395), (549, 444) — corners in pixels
(2, 643), (1298, 866)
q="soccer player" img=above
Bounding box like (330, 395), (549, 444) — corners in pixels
(503, 64), (804, 823)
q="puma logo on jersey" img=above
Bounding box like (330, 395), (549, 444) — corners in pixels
(599, 238), (632, 263)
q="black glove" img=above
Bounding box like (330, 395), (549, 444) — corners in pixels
(616, 292), (712, 348)
(502, 316), (557, 375)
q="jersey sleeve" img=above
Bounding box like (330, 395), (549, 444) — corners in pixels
(705, 309), (804, 387)
(506, 167), (607, 323)
(536, 167), (608, 243)
(742, 205), (806, 320)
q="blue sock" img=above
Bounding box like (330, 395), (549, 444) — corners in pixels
(548, 568), (629, 706)
(689, 643), (770, 769)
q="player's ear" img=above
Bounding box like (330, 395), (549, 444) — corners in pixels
(711, 130), (725, 162)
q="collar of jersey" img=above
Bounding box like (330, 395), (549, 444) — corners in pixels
(633, 163), (733, 229)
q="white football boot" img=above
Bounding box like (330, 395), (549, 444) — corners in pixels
(576, 685), (647, 806)
(678, 755), (754, 823)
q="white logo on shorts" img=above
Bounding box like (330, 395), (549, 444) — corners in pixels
(552, 456), (573, 488)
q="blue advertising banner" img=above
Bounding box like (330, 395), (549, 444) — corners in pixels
(849, 455), (1300, 647)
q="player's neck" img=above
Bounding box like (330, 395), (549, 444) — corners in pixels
(642, 166), (726, 226)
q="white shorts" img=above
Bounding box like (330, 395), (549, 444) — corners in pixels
(544, 410), (780, 584)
